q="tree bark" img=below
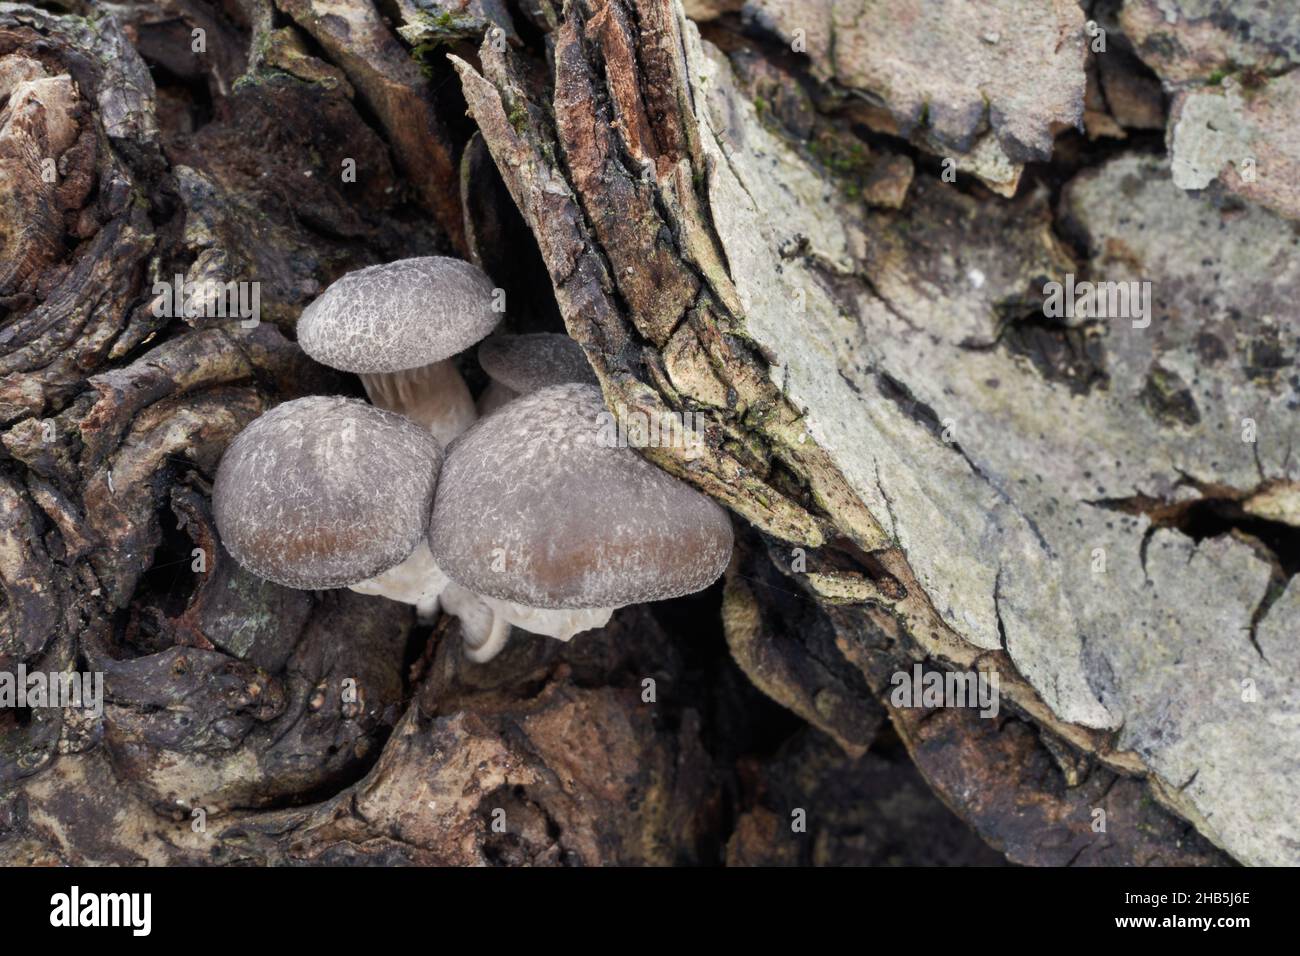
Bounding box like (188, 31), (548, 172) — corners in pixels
(2, 0), (1293, 866)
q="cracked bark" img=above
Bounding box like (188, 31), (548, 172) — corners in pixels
(451, 0), (1295, 865)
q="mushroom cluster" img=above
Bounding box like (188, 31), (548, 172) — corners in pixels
(212, 258), (733, 662)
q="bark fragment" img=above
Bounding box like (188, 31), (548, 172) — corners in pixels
(1121, 0), (1300, 220)
(746, 0), (1088, 191)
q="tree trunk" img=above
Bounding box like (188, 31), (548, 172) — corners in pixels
(0, 0), (1293, 866)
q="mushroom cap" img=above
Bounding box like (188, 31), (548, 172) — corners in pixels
(297, 257), (501, 374)
(477, 333), (599, 395)
(213, 396), (443, 589)
(429, 383), (733, 609)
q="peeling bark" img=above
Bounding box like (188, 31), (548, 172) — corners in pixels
(451, 0), (1294, 865)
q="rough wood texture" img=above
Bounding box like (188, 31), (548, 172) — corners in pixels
(1, 0), (1291, 867)
(453, 0), (1294, 865)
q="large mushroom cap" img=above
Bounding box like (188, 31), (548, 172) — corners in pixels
(214, 396), (443, 589)
(478, 333), (599, 394)
(430, 383), (733, 609)
(297, 257), (500, 374)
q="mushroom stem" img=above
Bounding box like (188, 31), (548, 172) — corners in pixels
(348, 540), (448, 616)
(464, 614), (511, 663)
(361, 360), (476, 447)
(441, 581), (513, 662)
(441, 581), (615, 658)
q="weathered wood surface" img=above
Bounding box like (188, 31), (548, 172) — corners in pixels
(1, 0), (1293, 866)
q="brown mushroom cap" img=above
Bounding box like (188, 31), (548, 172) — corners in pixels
(213, 396), (443, 589)
(429, 383), (733, 609)
(477, 333), (598, 395)
(297, 257), (500, 374)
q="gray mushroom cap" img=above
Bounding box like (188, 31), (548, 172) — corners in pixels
(213, 396), (443, 589)
(297, 257), (501, 374)
(477, 333), (599, 394)
(429, 383), (733, 609)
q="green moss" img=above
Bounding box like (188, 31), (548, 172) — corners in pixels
(410, 42), (441, 80)
(507, 100), (529, 133)
(412, 9), (482, 41)
(403, 9), (484, 74)
(808, 133), (868, 175)
(806, 131), (873, 200)
(253, 25), (276, 62)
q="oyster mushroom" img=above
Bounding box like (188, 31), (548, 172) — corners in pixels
(429, 383), (734, 661)
(476, 332), (599, 416)
(212, 396), (447, 616)
(297, 257), (501, 446)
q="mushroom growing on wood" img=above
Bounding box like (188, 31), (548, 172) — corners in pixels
(429, 383), (734, 661)
(476, 332), (599, 415)
(212, 396), (447, 615)
(297, 257), (501, 446)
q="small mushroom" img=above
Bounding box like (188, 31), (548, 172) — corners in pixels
(476, 332), (599, 415)
(297, 257), (501, 446)
(212, 396), (447, 614)
(429, 383), (734, 661)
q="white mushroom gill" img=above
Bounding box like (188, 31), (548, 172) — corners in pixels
(361, 360), (477, 447)
(348, 540), (449, 620)
(484, 597), (613, 643)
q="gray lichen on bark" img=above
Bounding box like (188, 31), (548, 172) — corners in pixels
(693, 5), (1300, 867)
